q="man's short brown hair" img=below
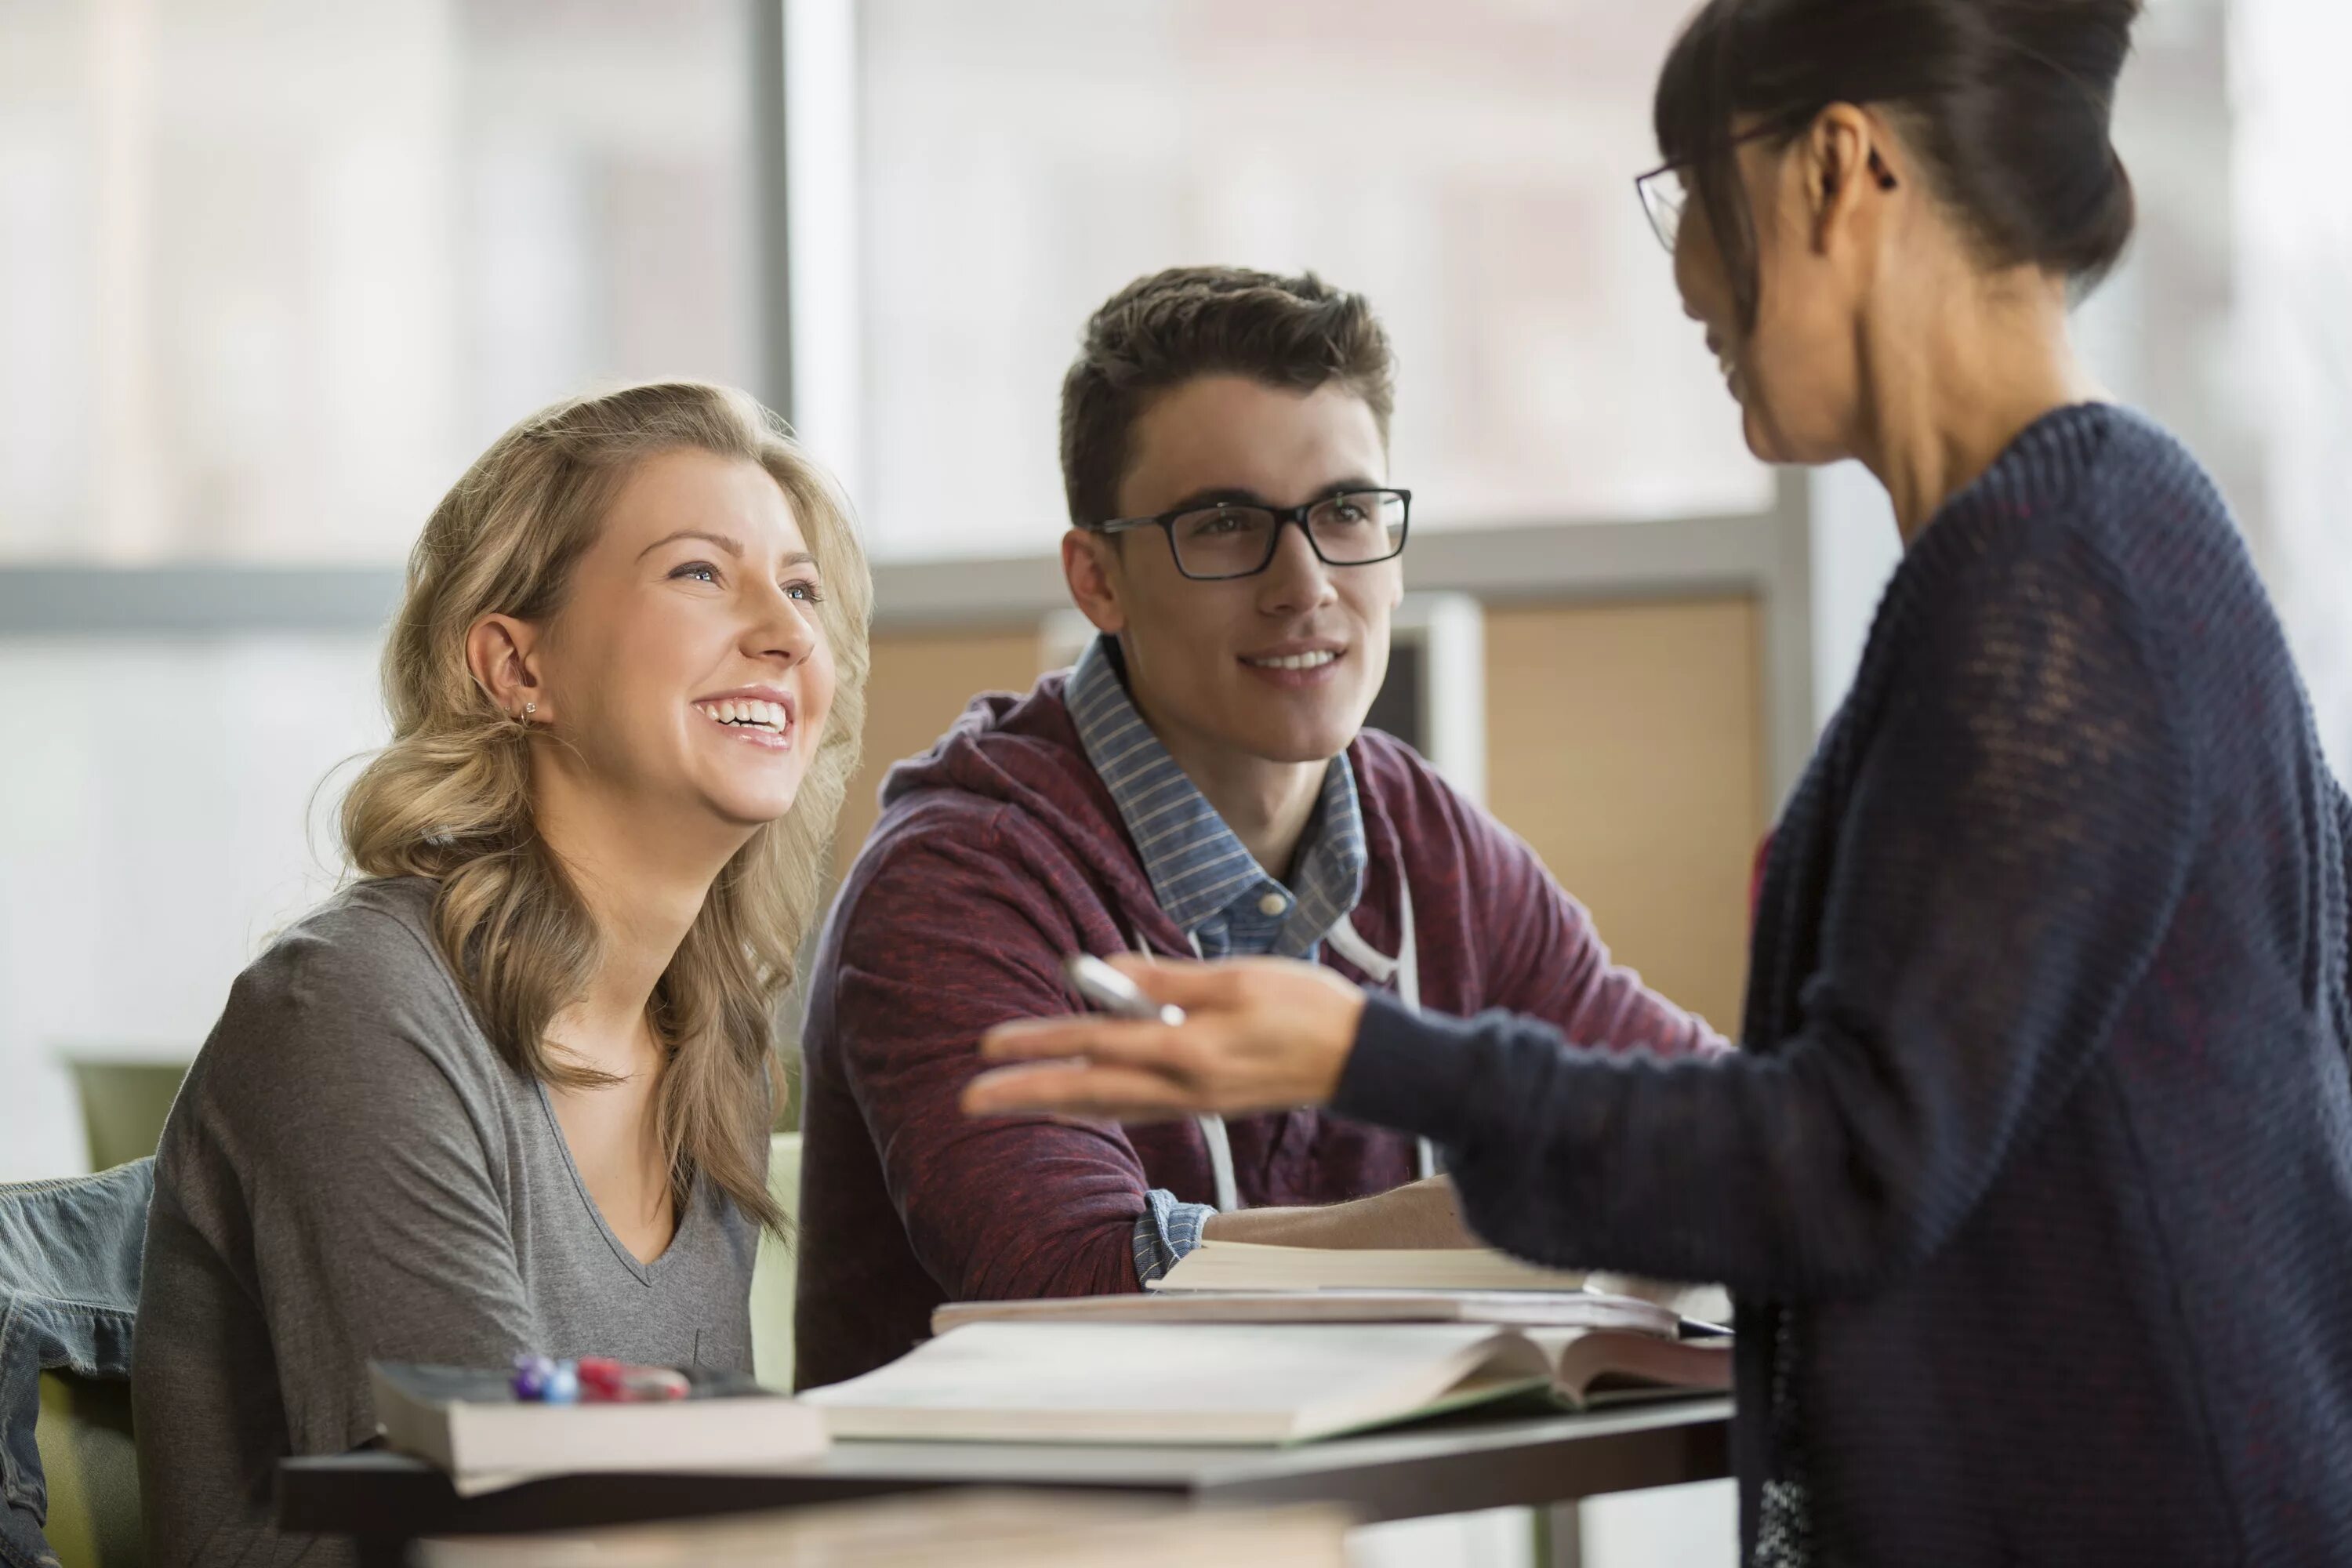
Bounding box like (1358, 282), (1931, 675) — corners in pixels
(1058, 266), (1396, 528)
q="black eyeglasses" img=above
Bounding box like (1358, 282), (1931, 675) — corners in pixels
(1635, 122), (1898, 253)
(1634, 161), (1697, 255)
(1086, 488), (1412, 582)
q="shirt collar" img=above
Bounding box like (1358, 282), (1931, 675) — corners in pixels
(1067, 637), (1367, 956)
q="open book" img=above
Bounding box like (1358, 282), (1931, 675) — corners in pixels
(372, 1363), (827, 1497)
(799, 1323), (1730, 1446)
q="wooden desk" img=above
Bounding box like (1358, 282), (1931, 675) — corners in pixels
(280, 1399), (1730, 1566)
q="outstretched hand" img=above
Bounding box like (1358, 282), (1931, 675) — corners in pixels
(961, 953), (1367, 1123)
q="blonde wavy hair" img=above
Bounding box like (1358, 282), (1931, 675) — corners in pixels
(340, 381), (872, 1233)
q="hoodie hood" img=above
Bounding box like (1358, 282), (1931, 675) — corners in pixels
(879, 671), (1091, 820)
(870, 671), (1196, 957)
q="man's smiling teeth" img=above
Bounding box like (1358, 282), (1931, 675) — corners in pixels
(1243, 651), (1339, 671)
(696, 698), (789, 731)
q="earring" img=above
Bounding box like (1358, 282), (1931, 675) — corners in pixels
(522, 702), (537, 719)
(1825, 155), (1900, 198)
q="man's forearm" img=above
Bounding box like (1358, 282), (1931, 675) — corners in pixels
(1199, 1176), (1479, 1250)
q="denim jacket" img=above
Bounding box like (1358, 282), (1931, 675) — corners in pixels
(0, 1161), (152, 1568)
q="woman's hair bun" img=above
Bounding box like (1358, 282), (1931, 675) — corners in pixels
(1655, 0), (2147, 323)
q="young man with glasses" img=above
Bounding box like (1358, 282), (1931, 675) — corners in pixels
(791, 266), (1723, 1390)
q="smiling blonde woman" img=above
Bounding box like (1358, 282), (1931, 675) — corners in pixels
(132, 382), (871, 1568)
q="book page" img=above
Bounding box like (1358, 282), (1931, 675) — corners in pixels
(801, 1323), (1548, 1444)
(1523, 1328), (1735, 1405)
(1584, 1274), (1735, 1330)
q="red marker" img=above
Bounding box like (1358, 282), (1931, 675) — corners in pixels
(574, 1357), (691, 1403)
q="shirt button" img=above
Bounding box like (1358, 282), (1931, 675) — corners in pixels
(1258, 891), (1288, 917)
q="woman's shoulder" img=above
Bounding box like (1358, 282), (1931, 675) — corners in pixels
(1933, 404), (2234, 575)
(198, 876), (495, 1094)
(1877, 406), (2233, 641)
(247, 875), (456, 1002)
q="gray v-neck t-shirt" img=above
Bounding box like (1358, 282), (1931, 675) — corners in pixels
(133, 877), (761, 1566)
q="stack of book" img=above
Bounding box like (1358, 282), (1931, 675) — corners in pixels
(800, 1242), (1731, 1445)
(1142, 1238), (1734, 1327)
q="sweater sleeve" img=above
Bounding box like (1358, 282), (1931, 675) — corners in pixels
(167, 904), (539, 1456)
(1449, 789), (1728, 1058)
(2331, 778), (2352, 1046)
(830, 819), (1160, 1301)
(1334, 537), (2197, 1299)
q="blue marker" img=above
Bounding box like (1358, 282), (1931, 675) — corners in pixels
(510, 1353), (580, 1403)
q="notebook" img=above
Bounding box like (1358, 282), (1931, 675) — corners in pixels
(931, 1287), (1682, 1338)
(1145, 1240), (1589, 1294)
(799, 1322), (1731, 1446)
(370, 1363), (828, 1497)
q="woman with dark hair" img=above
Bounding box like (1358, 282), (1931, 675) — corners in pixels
(965, 1), (2352, 1561)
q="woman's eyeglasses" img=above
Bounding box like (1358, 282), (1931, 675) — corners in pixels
(1635, 165), (1690, 254)
(1633, 126), (1897, 255)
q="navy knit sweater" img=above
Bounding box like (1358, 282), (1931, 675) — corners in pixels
(1335, 405), (2352, 1565)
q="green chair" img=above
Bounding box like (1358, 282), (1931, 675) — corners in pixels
(748, 1132), (802, 1390)
(29, 1374), (142, 1568)
(61, 1062), (189, 1174)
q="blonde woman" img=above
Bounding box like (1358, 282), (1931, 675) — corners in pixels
(132, 383), (871, 1566)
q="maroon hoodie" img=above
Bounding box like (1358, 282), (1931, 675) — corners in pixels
(791, 673), (1722, 1389)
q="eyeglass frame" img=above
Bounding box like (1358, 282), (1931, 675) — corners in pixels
(1081, 488), (1414, 582)
(1634, 115), (1898, 254)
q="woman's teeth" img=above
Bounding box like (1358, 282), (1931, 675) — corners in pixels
(696, 698), (789, 731)
(1244, 651), (1339, 671)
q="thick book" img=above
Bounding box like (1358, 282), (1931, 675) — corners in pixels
(931, 1287), (1682, 1338)
(370, 1363), (828, 1496)
(1145, 1241), (1736, 1330)
(799, 1322), (1731, 1446)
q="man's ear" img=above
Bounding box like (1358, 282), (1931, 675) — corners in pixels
(1062, 530), (1128, 636)
(466, 613), (548, 722)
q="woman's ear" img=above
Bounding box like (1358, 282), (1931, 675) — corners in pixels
(466, 614), (548, 723)
(1807, 103), (1891, 253)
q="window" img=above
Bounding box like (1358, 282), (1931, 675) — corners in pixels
(844, 0), (1776, 562)
(0, 0), (762, 563)
(2227, 0), (2352, 766)
(0, 0), (767, 1181)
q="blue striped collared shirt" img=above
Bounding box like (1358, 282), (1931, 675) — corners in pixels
(1066, 636), (1367, 963)
(1065, 636), (1369, 1283)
